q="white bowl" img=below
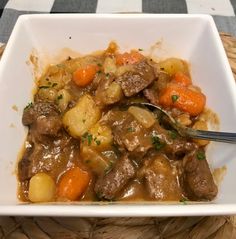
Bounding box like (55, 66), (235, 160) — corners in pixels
(0, 14), (236, 217)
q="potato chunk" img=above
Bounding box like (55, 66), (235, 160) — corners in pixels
(103, 57), (117, 74)
(63, 94), (101, 138)
(103, 82), (123, 105)
(128, 106), (156, 128)
(159, 58), (188, 76)
(89, 123), (113, 149)
(28, 173), (56, 202)
(57, 89), (72, 112)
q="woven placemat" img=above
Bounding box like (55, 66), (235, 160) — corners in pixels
(0, 33), (236, 239)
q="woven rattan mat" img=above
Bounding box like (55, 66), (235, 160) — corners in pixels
(0, 33), (236, 239)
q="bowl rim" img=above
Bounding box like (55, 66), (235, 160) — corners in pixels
(1, 13), (235, 217)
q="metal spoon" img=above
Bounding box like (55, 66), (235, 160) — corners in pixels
(128, 102), (236, 144)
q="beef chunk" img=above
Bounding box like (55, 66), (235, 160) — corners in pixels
(117, 60), (155, 97)
(22, 101), (60, 126)
(19, 100), (74, 182)
(143, 71), (171, 105)
(36, 115), (62, 136)
(183, 151), (218, 201)
(95, 74), (123, 107)
(95, 155), (135, 200)
(103, 109), (195, 160)
(139, 154), (182, 200)
(102, 110), (153, 157)
(22, 101), (62, 138)
(18, 131), (80, 182)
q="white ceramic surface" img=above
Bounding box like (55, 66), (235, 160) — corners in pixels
(0, 14), (236, 216)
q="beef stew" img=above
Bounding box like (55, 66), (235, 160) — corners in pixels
(18, 43), (217, 203)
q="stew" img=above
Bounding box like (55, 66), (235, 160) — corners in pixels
(18, 43), (218, 203)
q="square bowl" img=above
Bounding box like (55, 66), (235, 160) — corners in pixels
(0, 14), (236, 217)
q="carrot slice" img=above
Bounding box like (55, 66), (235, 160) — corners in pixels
(173, 72), (192, 87)
(72, 65), (98, 87)
(57, 167), (91, 201)
(115, 51), (143, 65)
(159, 84), (206, 116)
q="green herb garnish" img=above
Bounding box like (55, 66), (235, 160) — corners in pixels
(138, 48), (143, 51)
(127, 127), (135, 132)
(97, 63), (102, 67)
(39, 85), (50, 89)
(95, 140), (101, 146)
(82, 132), (93, 145)
(196, 151), (206, 160)
(180, 198), (188, 205)
(81, 133), (88, 143)
(52, 83), (58, 87)
(87, 133), (93, 146)
(24, 102), (33, 110)
(57, 94), (63, 100)
(169, 130), (178, 139)
(171, 95), (179, 103)
(97, 70), (102, 74)
(151, 135), (165, 150)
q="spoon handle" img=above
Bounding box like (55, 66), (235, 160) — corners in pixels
(186, 129), (236, 143)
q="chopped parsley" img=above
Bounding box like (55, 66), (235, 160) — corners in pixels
(171, 95), (179, 103)
(127, 127), (135, 132)
(97, 70), (102, 74)
(57, 94), (63, 100)
(196, 151), (206, 160)
(169, 130), (178, 139)
(97, 63), (102, 67)
(95, 139), (101, 146)
(179, 197), (188, 205)
(138, 48), (143, 51)
(82, 132), (101, 146)
(39, 85), (50, 89)
(151, 135), (165, 150)
(93, 137), (101, 145)
(106, 73), (110, 77)
(39, 82), (57, 89)
(82, 132), (93, 145)
(24, 102), (33, 110)
(81, 133), (88, 142)
(87, 134), (93, 146)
